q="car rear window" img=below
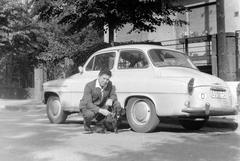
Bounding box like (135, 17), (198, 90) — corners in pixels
(148, 49), (196, 69)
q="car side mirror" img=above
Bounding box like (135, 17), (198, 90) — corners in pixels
(78, 66), (83, 75)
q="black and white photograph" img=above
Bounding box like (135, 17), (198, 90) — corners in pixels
(0, 0), (240, 160)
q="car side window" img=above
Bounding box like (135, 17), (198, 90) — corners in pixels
(85, 52), (115, 71)
(118, 50), (148, 69)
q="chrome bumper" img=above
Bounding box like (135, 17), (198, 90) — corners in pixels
(182, 102), (239, 116)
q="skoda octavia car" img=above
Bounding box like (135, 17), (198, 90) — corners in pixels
(43, 44), (239, 132)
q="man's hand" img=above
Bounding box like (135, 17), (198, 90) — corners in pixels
(105, 99), (113, 106)
(98, 109), (111, 116)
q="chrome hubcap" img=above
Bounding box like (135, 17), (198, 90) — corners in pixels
(132, 100), (151, 125)
(50, 99), (61, 118)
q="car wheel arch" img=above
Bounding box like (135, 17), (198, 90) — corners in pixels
(124, 95), (157, 111)
(44, 92), (60, 104)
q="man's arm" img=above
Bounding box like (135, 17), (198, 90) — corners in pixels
(109, 84), (117, 101)
(105, 84), (118, 107)
(81, 83), (100, 114)
(81, 83), (111, 116)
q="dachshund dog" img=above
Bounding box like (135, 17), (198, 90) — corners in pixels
(84, 106), (125, 134)
(95, 106), (125, 134)
(107, 106), (126, 133)
(94, 113), (117, 134)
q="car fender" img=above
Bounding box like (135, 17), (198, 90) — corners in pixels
(226, 81), (240, 108)
(119, 77), (193, 116)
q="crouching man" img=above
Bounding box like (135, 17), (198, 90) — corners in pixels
(79, 68), (121, 131)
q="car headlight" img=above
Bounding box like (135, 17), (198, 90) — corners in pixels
(188, 78), (194, 95)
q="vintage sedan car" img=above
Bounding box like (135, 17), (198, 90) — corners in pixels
(42, 44), (239, 132)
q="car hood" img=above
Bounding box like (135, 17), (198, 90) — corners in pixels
(43, 79), (67, 87)
(158, 67), (227, 87)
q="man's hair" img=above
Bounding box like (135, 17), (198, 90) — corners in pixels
(99, 67), (112, 77)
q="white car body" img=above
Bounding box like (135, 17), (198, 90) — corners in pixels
(43, 44), (239, 132)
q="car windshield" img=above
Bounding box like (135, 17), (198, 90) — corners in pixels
(148, 49), (197, 69)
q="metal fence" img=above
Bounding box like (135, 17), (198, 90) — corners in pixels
(160, 35), (212, 74)
(236, 30), (240, 61)
(236, 30), (240, 79)
(0, 55), (34, 99)
(160, 35), (212, 65)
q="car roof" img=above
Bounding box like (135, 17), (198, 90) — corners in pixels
(97, 44), (180, 53)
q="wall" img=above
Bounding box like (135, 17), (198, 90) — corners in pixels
(212, 33), (239, 81)
(115, 24), (149, 42)
(224, 0), (240, 32)
(114, 0), (239, 43)
(148, 23), (176, 42)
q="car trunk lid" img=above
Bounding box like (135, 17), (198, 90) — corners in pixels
(156, 67), (227, 87)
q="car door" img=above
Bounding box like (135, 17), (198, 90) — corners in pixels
(111, 49), (154, 104)
(70, 51), (116, 109)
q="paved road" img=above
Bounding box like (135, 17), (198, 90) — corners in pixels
(0, 108), (240, 161)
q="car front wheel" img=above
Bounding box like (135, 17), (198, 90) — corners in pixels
(126, 98), (159, 133)
(178, 117), (209, 130)
(46, 96), (68, 124)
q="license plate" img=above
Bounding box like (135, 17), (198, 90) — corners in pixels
(211, 90), (226, 99)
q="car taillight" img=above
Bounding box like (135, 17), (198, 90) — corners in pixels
(188, 78), (194, 95)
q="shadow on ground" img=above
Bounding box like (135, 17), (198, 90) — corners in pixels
(63, 115), (238, 134)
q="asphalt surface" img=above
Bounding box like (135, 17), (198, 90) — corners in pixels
(0, 104), (240, 161)
(0, 98), (240, 134)
(1, 99), (240, 161)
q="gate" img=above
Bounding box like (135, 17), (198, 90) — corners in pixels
(236, 30), (240, 80)
(0, 55), (34, 99)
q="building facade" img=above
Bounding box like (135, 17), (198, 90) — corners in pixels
(110, 0), (240, 78)
(114, 0), (240, 41)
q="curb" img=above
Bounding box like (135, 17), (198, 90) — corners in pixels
(4, 104), (46, 112)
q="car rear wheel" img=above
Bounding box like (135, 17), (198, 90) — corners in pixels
(46, 96), (68, 124)
(126, 97), (159, 133)
(178, 117), (209, 130)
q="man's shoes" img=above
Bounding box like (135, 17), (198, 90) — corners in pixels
(83, 122), (93, 131)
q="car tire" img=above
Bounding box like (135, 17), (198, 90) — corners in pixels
(126, 97), (159, 133)
(178, 117), (209, 130)
(46, 96), (68, 124)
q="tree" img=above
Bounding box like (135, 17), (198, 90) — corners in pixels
(34, 21), (107, 79)
(0, 0), (47, 88)
(31, 0), (189, 44)
(0, 0), (45, 58)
